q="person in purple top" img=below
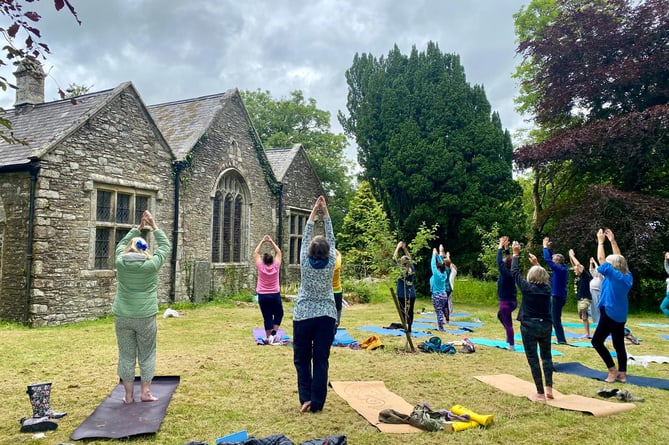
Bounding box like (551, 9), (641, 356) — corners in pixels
(542, 236), (569, 344)
(592, 228), (632, 383)
(496, 236), (518, 351)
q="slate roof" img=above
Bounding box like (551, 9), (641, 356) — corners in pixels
(0, 83), (129, 168)
(147, 90), (236, 160)
(264, 145), (300, 182)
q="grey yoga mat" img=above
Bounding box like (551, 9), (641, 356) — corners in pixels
(70, 376), (180, 440)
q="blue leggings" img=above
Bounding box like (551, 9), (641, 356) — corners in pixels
(660, 292), (669, 317)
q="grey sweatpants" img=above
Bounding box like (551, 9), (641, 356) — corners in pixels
(114, 315), (157, 383)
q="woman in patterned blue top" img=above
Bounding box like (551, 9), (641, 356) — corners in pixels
(293, 196), (337, 413)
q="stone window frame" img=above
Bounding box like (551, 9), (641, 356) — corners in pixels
(287, 208), (310, 266)
(89, 178), (157, 271)
(211, 168), (250, 265)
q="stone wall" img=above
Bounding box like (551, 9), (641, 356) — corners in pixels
(0, 172), (32, 322)
(177, 92), (277, 301)
(279, 148), (325, 284)
(28, 89), (175, 326)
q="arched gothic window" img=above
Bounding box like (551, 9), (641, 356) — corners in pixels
(211, 170), (248, 263)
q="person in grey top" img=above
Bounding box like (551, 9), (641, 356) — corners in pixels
(293, 195), (337, 413)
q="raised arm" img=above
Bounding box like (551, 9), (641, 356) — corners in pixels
(266, 235), (282, 265)
(605, 229), (621, 255)
(253, 236), (268, 263)
(597, 229), (607, 264)
(568, 249), (582, 268)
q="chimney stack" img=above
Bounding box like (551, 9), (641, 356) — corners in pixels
(13, 57), (45, 108)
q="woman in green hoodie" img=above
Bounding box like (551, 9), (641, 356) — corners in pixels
(112, 210), (171, 404)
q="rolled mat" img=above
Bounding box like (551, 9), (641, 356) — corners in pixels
(553, 362), (669, 390)
(474, 374), (635, 417)
(330, 381), (423, 433)
(70, 376), (180, 440)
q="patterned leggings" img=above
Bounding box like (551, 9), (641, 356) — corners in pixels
(114, 315), (157, 383)
(431, 292), (451, 330)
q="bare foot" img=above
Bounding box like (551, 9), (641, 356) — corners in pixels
(300, 401), (311, 413)
(616, 372), (627, 383)
(605, 370), (618, 383)
(123, 397), (134, 404)
(529, 393), (546, 402)
(545, 387), (554, 399)
(141, 392), (158, 402)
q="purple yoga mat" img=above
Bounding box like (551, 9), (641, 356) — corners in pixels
(253, 327), (289, 345)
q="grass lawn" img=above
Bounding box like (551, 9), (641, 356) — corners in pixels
(1, 292), (668, 444)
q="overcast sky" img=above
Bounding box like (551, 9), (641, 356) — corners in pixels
(1, 0), (531, 164)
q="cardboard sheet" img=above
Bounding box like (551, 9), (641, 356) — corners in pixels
(474, 374), (635, 417)
(330, 381), (423, 433)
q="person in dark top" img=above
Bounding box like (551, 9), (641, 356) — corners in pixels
(511, 240), (554, 402)
(568, 249), (594, 338)
(497, 236), (518, 351)
(393, 241), (416, 333)
(542, 237), (569, 344)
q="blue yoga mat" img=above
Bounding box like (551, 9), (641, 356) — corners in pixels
(554, 362), (669, 390)
(561, 322), (598, 328)
(418, 312), (470, 317)
(411, 323), (469, 335)
(660, 334), (669, 341)
(468, 338), (563, 356)
(514, 333), (593, 347)
(357, 326), (431, 338)
(638, 323), (669, 328)
(333, 328), (358, 346)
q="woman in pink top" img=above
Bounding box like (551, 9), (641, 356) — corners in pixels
(254, 235), (283, 344)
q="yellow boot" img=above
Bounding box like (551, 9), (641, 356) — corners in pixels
(451, 420), (480, 432)
(450, 404), (494, 427)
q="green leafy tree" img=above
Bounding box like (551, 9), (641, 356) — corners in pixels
(1, 0), (80, 142)
(336, 181), (395, 278)
(241, 89), (355, 231)
(65, 82), (91, 98)
(512, 0), (669, 308)
(339, 42), (521, 275)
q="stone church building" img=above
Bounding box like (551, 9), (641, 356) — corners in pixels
(0, 60), (324, 326)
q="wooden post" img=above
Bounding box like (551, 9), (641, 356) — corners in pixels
(390, 287), (415, 352)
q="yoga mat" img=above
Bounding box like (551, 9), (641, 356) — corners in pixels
(514, 334), (593, 347)
(628, 355), (669, 367)
(411, 323), (469, 335)
(357, 326), (431, 338)
(330, 381), (422, 433)
(70, 376), (180, 440)
(253, 328), (289, 345)
(562, 322), (597, 328)
(333, 328), (358, 347)
(418, 312), (470, 318)
(638, 323), (669, 328)
(554, 362), (669, 390)
(474, 374), (635, 417)
(660, 334), (669, 341)
(468, 338), (563, 356)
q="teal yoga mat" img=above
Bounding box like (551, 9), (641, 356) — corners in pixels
(468, 337), (563, 356)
